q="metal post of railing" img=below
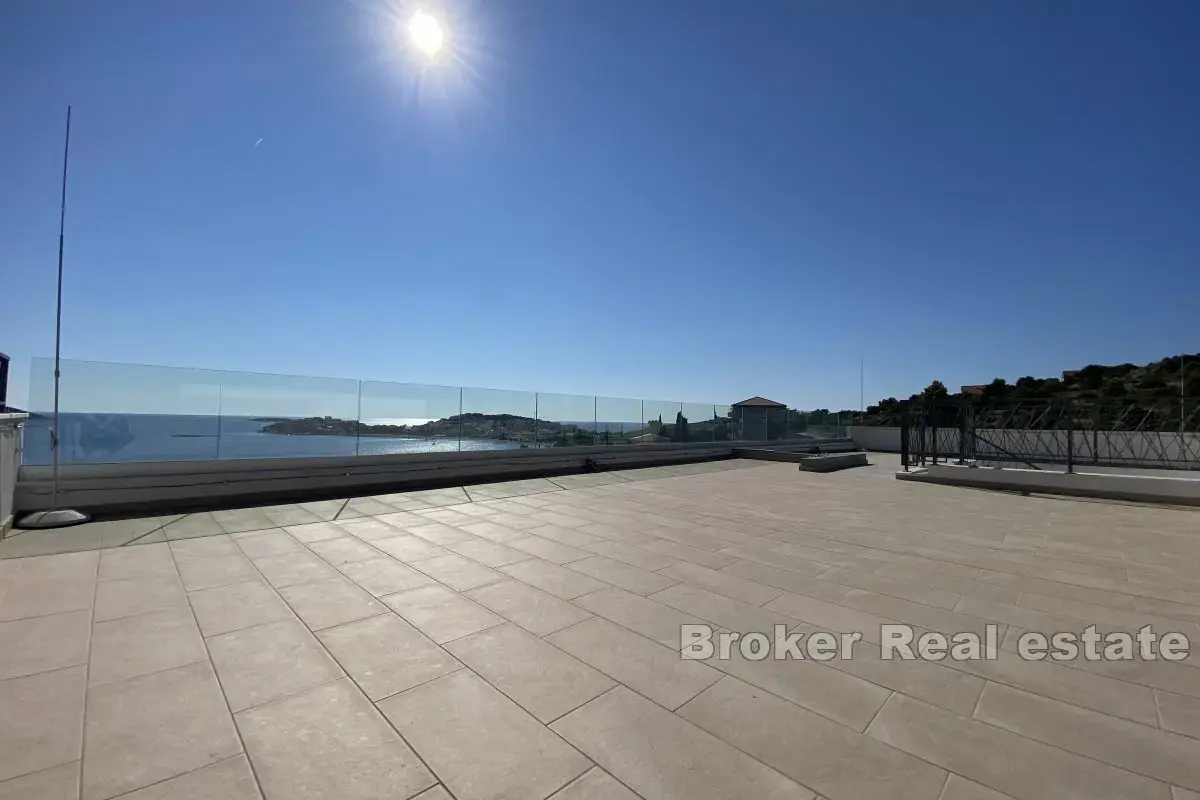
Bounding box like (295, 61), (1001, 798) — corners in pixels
(0, 352), (9, 411)
(930, 409), (938, 466)
(533, 393), (539, 449)
(457, 387), (463, 451)
(215, 372), (224, 460)
(593, 396), (598, 446)
(957, 399), (968, 464)
(900, 405), (910, 471)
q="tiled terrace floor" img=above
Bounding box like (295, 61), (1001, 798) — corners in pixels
(3, 456), (1200, 799)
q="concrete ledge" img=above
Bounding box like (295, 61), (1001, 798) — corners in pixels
(15, 438), (851, 515)
(731, 441), (859, 462)
(798, 452), (869, 472)
(897, 463), (1200, 506)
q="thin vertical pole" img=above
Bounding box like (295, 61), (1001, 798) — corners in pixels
(593, 396), (598, 446)
(534, 393), (539, 449)
(50, 106), (73, 511)
(457, 387), (463, 451)
(860, 357), (865, 423)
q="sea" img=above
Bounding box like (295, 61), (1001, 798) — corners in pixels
(19, 413), (640, 465)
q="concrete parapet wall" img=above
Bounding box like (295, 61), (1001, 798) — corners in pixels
(14, 438), (851, 515)
(897, 463), (1200, 506)
(0, 414), (26, 535)
(798, 452), (869, 472)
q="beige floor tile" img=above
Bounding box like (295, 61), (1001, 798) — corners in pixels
(524, 524), (603, 547)
(506, 536), (590, 565)
(282, 522), (346, 543)
(89, 607), (206, 686)
(118, 756), (261, 800)
(264, 507), (324, 527)
(208, 618), (343, 712)
(177, 554), (260, 592)
(711, 636), (893, 731)
(940, 774), (1019, 800)
(372, 535), (450, 563)
(465, 579), (593, 636)
(405, 523), (477, 546)
(410, 554), (505, 591)
(1159, 690), (1200, 739)
(458, 521), (528, 543)
(866, 693), (1170, 800)
(334, 518), (407, 541)
(582, 541), (677, 572)
(336, 557), (435, 596)
(0, 610), (91, 681)
(573, 586), (709, 648)
(816, 566), (963, 610)
(341, 498), (400, 518)
(93, 572), (188, 622)
(946, 646), (1158, 726)
(307, 537), (380, 566)
(250, 550), (338, 588)
(237, 679), (434, 800)
(83, 661), (241, 800)
(716, 544), (832, 578)
(378, 670), (589, 800)
(214, 513), (277, 535)
(551, 686), (813, 800)
(722, 559), (853, 601)
(1175, 788), (1200, 800)
(190, 580), (292, 637)
(316, 613), (461, 700)
(447, 624), (614, 723)
(161, 513), (225, 540)
(232, 531), (303, 559)
(500, 559), (607, 600)
(382, 585), (503, 644)
(975, 682), (1200, 791)
(412, 787), (454, 800)
(168, 535), (240, 561)
(297, 499), (344, 521)
(649, 582), (800, 633)
(99, 544), (175, 583)
(0, 666), (85, 783)
(278, 577), (387, 631)
(764, 591), (898, 643)
(640, 539), (738, 570)
(679, 676), (946, 800)
(0, 762), (80, 800)
(549, 767), (640, 800)
(445, 539), (532, 567)
(566, 556), (677, 596)
(658, 562), (781, 606)
(547, 617), (720, 710)
(0, 552), (97, 621)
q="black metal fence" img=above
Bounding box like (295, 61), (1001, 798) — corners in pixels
(901, 397), (1200, 473)
(0, 353), (9, 412)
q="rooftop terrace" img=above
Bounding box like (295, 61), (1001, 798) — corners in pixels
(2, 455), (1200, 800)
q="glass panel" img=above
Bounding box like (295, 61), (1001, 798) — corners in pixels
(766, 405), (788, 441)
(24, 358), (222, 464)
(460, 387), (538, 450)
(714, 404), (735, 441)
(642, 399), (682, 444)
(216, 370), (360, 459)
(595, 396), (643, 445)
(681, 403), (716, 443)
(537, 392), (597, 448)
(358, 381), (462, 455)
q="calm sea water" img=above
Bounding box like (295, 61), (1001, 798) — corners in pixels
(20, 413), (536, 465)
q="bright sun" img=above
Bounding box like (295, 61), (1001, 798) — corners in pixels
(408, 11), (445, 57)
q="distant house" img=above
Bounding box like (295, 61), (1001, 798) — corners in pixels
(731, 397), (787, 440)
(961, 385), (986, 397)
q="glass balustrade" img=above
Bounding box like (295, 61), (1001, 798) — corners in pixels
(23, 358), (825, 464)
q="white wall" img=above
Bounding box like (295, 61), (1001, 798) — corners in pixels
(0, 414), (27, 535)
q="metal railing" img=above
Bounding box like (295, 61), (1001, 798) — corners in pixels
(901, 397), (1200, 473)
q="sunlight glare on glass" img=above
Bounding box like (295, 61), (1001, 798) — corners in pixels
(408, 11), (445, 57)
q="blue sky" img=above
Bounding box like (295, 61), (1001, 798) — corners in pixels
(3, 0), (1198, 416)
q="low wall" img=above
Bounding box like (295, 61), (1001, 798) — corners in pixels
(0, 414), (27, 536)
(898, 463), (1200, 506)
(850, 426), (1199, 468)
(14, 437), (851, 516)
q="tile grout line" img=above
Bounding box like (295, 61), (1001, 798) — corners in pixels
(166, 540), (271, 800)
(75, 551), (101, 800)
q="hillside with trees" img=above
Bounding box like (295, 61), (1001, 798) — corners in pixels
(859, 353), (1199, 429)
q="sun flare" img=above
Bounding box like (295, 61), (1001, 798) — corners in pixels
(408, 11), (445, 57)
